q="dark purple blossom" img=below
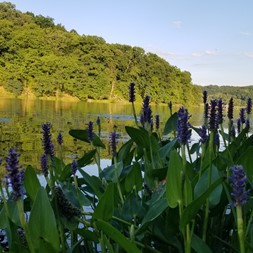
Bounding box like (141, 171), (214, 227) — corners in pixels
(140, 96), (153, 130)
(230, 123), (236, 139)
(230, 165), (250, 206)
(57, 132), (63, 145)
(245, 119), (250, 128)
(239, 108), (246, 124)
(155, 115), (160, 130)
(168, 101), (172, 112)
(203, 90), (208, 104)
(5, 148), (24, 200)
(209, 100), (218, 130)
(217, 99), (224, 124)
(214, 132), (220, 147)
(177, 107), (192, 145)
(199, 125), (208, 144)
(96, 117), (100, 126)
(204, 103), (209, 124)
(237, 118), (241, 134)
(110, 131), (117, 157)
(87, 121), (94, 141)
(71, 160), (78, 175)
(227, 97), (234, 120)
(41, 123), (54, 158)
(129, 82), (136, 103)
(246, 97), (252, 115)
(41, 153), (49, 176)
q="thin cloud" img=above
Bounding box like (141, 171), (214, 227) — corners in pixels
(172, 20), (182, 29)
(240, 31), (251, 36)
(244, 52), (253, 58)
(192, 50), (219, 57)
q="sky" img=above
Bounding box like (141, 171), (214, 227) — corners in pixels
(4, 0), (253, 86)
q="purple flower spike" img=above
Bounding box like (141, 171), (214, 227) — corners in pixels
(199, 125), (208, 144)
(87, 121), (94, 141)
(155, 115), (160, 130)
(203, 90), (208, 104)
(5, 148), (24, 200)
(71, 160), (78, 175)
(129, 82), (136, 103)
(168, 101), (172, 112)
(140, 96), (153, 130)
(96, 117), (100, 126)
(41, 153), (49, 176)
(230, 165), (250, 206)
(246, 97), (252, 115)
(41, 123), (54, 158)
(110, 131), (117, 157)
(209, 100), (218, 130)
(227, 98), (234, 120)
(177, 107), (192, 145)
(217, 99), (224, 125)
(239, 108), (246, 124)
(237, 118), (241, 134)
(57, 132), (63, 145)
(230, 123), (236, 138)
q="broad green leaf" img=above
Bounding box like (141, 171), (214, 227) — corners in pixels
(99, 161), (123, 183)
(194, 165), (222, 207)
(28, 187), (60, 253)
(117, 139), (134, 165)
(77, 149), (97, 167)
(78, 169), (103, 198)
(125, 126), (150, 149)
(159, 138), (177, 160)
(237, 146), (253, 183)
(163, 112), (178, 135)
(180, 177), (223, 230)
(95, 220), (142, 253)
(24, 165), (41, 203)
(124, 162), (142, 192)
(141, 197), (168, 225)
(137, 197), (168, 235)
(93, 183), (114, 221)
(192, 234), (213, 253)
(166, 150), (183, 208)
(69, 129), (105, 148)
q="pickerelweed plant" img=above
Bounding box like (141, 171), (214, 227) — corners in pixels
(0, 87), (253, 252)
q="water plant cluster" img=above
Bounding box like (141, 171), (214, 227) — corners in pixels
(0, 83), (252, 253)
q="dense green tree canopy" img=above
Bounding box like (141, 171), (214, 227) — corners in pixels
(0, 1), (201, 105)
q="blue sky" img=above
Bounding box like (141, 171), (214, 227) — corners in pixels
(4, 0), (253, 86)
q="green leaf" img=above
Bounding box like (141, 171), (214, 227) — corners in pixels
(28, 187), (60, 253)
(124, 162), (143, 192)
(163, 112), (178, 135)
(24, 165), (41, 203)
(159, 138), (177, 160)
(93, 183), (114, 221)
(194, 165), (222, 207)
(237, 146), (253, 183)
(192, 234), (213, 253)
(117, 139), (134, 165)
(166, 150), (183, 208)
(125, 126), (150, 149)
(95, 220), (142, 253)
(78, 169), (103, 198)
(180, 177), (223, 230)
(99, 161), (123, 183)
(69, 129), (105, 148)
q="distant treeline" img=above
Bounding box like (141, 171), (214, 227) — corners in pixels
(0, 2), (201, 105)
(201, 85), (253, 106)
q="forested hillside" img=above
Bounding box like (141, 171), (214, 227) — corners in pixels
(201, 85), (253, 106)
(0, 2), (201, 104)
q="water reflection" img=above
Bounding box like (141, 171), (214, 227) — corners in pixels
(0, 98), (217, 170)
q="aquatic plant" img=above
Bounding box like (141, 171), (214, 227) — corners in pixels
(0, 92), (253, 253)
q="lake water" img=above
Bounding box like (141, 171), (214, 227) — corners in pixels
(0, 97), (243, 170)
